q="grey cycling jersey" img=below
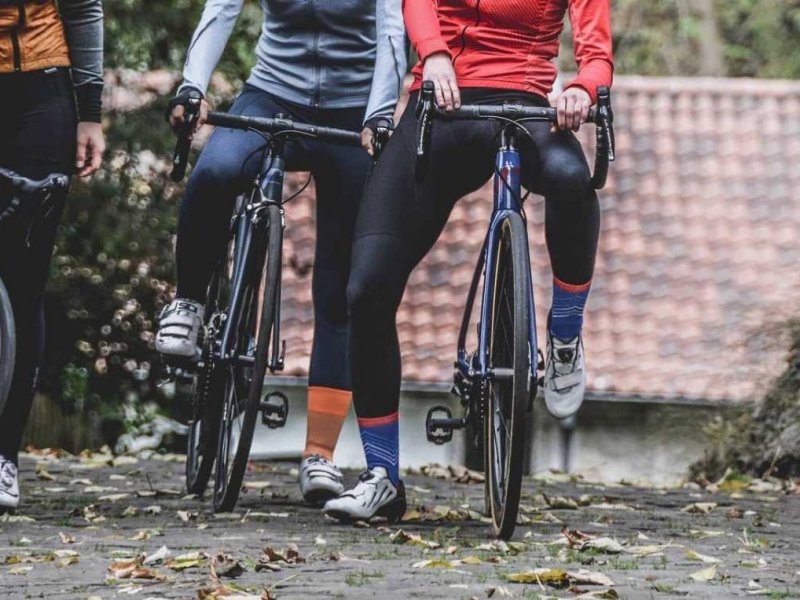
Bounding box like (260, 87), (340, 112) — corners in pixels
(180, 0), (406, 124)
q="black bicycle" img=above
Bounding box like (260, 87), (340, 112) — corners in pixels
(417, 82), (615, 539)
(168, 99), (362, 512)
(0, 168), (70, 416)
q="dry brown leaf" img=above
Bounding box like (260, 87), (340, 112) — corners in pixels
(544, 494), (579, 510)
(58, 532), (75, 544)
(210, 553), (246, 579)
(389, 528), (441, 549)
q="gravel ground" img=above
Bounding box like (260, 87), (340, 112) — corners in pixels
(1, 450), (798, 599)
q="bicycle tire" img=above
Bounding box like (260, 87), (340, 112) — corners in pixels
(214, 203), (282, 512)
(185, 269), (227, 495)
(484, 213), (530, 539)
(0, 277), (15, 418)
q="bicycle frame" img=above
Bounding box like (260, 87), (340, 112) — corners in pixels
(217, 142), (286, 372)
(455, 128), (538, 389)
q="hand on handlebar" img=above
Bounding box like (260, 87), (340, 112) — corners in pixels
(554, 87), (592, 132)
(167, 89), (209, 135)
(362, 116), (394, 157)
(422, 52), (460, 112)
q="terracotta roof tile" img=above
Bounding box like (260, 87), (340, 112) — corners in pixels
(275, 75), (800, 402)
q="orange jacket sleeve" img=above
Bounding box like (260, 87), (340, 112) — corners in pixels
(403, 0), (451, 62)
(564, 0), (614, 103)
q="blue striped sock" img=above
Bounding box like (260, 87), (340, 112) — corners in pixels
(357, 412), (399, 484)
(550, 277), (591, 340)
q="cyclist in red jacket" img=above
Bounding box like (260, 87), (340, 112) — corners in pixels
(324, 0), (613, 522)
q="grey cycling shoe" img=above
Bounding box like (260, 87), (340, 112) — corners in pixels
(155, 299), (204, 358)
(542, 332), (586, 419)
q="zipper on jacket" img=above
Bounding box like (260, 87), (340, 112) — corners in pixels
(452, 0), (481, 67)
(308, 0), (321, 107)
(11, 2), (25, 71)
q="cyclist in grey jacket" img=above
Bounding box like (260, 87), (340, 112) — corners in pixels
(155, 0), (407, 505)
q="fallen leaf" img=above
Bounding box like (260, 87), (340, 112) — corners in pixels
(242, 481), (271, 490)
(177, 510), (198, 523)
(58, 532), (75, 544)
(211, 553), (246, 579)
(389, 529), (441, 549)
(143, 545), (170, 565)
(689, 564), (718, 582)
(506, 568), (568, 585)
(567, 569), (615, 587)
(0, 514), (35, 523)
(688, 529), (725, 539)
(543, 493), (580, 510)
(98, 493), (130, 502)
(681, 502), (717, 514)
(8, 566), (33, 575)
(166, 551), (208, 571)
(412, 559), (457, 569)
(35, 463), (56, 481)
(686, 550), (721, 564)
(584, 537), (625, 554)
(143, 505), (162, 515)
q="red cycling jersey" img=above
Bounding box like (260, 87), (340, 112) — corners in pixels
(404, 0), (613, 102)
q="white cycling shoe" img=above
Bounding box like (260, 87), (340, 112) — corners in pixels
(0, 457), (20, 510)
(543, 333), (587, 419)
(323, 466), (406, 523)
(299, 455), (344, 505)
(155, 298), (204, 358)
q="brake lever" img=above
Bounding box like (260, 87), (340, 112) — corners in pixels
(170, 96), (202, 182)
(591, 86), (615, 189)
(415, 80), (436, 181)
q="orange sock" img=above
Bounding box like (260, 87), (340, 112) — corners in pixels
(303, 386), (352, 461)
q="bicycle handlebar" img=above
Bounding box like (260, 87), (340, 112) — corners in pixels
(170, 106), (363, 182)
(415, 80), (615, 189)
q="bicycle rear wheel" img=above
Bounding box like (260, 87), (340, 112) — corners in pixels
(214, 204), (282, 512)
(184, 270), (227, 495)
(0, 277), (14, 417)
(484, 213), (530, 539)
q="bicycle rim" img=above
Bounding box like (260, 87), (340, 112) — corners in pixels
(214, 204), (282, 512)
(484, 213), (530, 539)
(0, 277), (15, 417)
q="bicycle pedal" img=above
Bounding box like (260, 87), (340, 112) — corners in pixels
(425, 406), (455, 445)
(260, 390), (289, 428)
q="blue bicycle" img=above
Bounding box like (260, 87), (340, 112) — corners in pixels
(418, 82), (615, 539)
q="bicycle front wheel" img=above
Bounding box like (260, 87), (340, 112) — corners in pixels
(214, 204), (283, 512)
(0, 277), (15, 417)
(484, 213), (531, 539)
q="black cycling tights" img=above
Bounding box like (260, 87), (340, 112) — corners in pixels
(176, 86), (372, 391)
(348, 90), (600, 418)
(0, 68), (76, 463)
